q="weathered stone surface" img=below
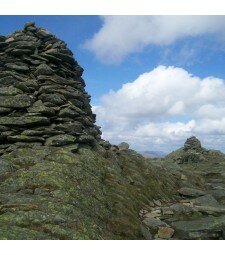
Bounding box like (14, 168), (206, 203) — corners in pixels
(27, 100), (55, 116)
(184, 136), (201, 151)
(192, 194), (219, 207)
(0, 95), (32, 108)
(158, 227), (174, 239)
(55, 122), (83, 134)
(34, 63), (54, 76)
(0, 107), (12, 115)
(39, 93), (66, 106)
(7, 135), (45, 143)
(118, 142), (130, 151)
(0, 86), (23, 96)
(58, 107), (79, 118)
(172, 215), (225, 239)
(5, 63), (29, 72)
(0, 116), (49, 126)
(45, 134), (76, 146)
(178, 187), (205, 197)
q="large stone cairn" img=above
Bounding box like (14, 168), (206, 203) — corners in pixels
(0, 22), (101, 152)
(184, 136), (201, 151)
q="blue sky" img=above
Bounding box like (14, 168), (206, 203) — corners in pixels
(0, 16), (225, 152)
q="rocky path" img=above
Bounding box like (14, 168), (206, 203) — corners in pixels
(140, 137), (225, 240)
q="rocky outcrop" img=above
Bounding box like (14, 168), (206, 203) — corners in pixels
(184, 136), (202, 151)
(1, 23), (225, 240)
(0, 22), (101, 154)
(141, 137), (225, 240)
(166, 136), (207, 164)
(0, 23), (182, 240)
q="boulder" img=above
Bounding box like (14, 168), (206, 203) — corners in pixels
(118, 142), (130, 151)
(157, 227), (174, 239)
(178, 187), (206, 197)
(172, 215), (225, 239)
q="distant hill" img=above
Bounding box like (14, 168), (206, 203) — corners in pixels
(140, 150), (167, 158)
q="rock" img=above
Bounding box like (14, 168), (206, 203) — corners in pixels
(162, 207), (174, 216)
(21, 129), (64, 137)
(169, 203), (194, 215)
(191, 194), (219, 207)
(158, 227), (174, 239)
(55, 122), (83, 135)
(34, 64), (54, 76)
(0, 116), (50, 126)
(24, 21), (36, 29)
(99, 140), (111, 150)
(194, 205), (225, 215)
(63, 144), (79, 153)
(45, 134), (76, 146)
(36, 28), (52, 38)
(7, 135), (45, 143)
(181, 174), (187, 180)
(27, 100), (55, 116)
(39, 93), (66, 106)
(0, 86), (23, 96)
(0, 35), (6, 42)
(143, 209), (161, 218)
(0, 94), (32, 108)
(208, 189), (225, 200)
(0, 107), (12, 114)
(140, 224), (153, 240)
(118, 142), (130, 151)
(58, 107), (79, 118)
(5, 63), (29, 72)
(178, 187), (205, 197)
(184, 136), (201, 151)
(143, 217), (168, 231)
(78, 135), (96, 146)
(172, 215), (225, 239)
(153, 199), (162, 206)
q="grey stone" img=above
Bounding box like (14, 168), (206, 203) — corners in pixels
(34, 63), (54, 76)
(5, 63), (29, 72)
(45, 134), (76, 147)
(178, 187), (206, 197)
(118, 142), (130, 151)
(7, 135), (45, 143)
(0, 116), (49, 126)
(172, 215), (225, 239)
(39, 93), (66, 106)
(0, 86), (23, 96)
(58, 107), (79, 118)
(0, 94), (32, 108)
(184, 136), (201, 151)
(191, 194), (219, 207)
(27, 100), (55, 116)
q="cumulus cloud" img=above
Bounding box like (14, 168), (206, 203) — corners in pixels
(93, 66), (225, 152)
(84, 16), (225, 63)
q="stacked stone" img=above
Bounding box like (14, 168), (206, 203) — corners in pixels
(184, 136), (202, 151)
(0, 22), (101, 151)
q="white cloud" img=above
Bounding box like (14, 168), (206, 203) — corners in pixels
(93, 66), (225, 152)
(84, 16), (225, 63)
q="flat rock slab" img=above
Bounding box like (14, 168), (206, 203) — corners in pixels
(0, 116), (50, 126)
(45, 134), (76, 147)
(172, 215), (225, 239)
(208, 189), (225, 200)
(0, 95), (32, 108)
(178, 187), (205, 197)
(191, 194), (219, 207)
